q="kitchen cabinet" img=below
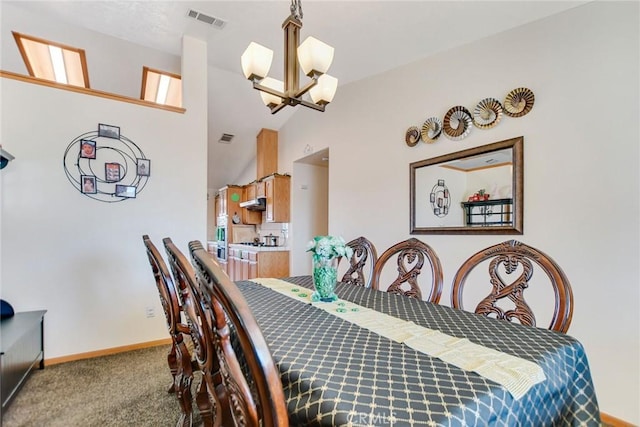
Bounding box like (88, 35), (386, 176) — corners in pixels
(214, 194), (220, 222)
(257, 128), (278, 179)
(227, 245), (289, 280)
(228, 248), (236, 281)
(263, 174), (290, 223)
(256, 251), (289, 277)
(241, 183), (262, 225)
(218, 187), (227, 216)
(248, 251), (258, 278)
(218, 185), (243, 221)
(216, 185), (243, 276)
(256, 180), (265, 198)
(241, 258), (250, 280)
(234, 250), (242, 282)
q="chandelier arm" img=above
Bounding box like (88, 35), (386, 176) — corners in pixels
(298, 98), (325, 112)
(252, 82), (286, 99)
(293, 77), (318, 98)
(270, 102), (289, 115)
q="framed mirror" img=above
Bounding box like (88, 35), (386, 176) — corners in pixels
(410, 136), (523, 235)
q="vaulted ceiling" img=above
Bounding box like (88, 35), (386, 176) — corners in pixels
(6, 1), (587, 190)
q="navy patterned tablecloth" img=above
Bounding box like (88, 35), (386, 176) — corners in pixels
(236, 276), (600, 427)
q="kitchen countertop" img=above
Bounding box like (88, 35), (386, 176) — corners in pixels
(228, 243), (289, 252)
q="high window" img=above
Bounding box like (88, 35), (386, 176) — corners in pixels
(13, 31), (90, 88)
(141, 67), (182, 107)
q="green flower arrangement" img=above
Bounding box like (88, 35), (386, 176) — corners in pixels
(306, 236), (353, 302)
(306, 235), (354, 261)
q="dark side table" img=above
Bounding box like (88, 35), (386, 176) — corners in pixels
(0, 310), (47, 415)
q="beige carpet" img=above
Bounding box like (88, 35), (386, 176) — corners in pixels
(2, 345), (202, 427)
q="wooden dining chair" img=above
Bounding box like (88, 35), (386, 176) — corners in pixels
(189, 240), (289, 427)
(163, 238), (229, 427)
(340, 236), (378, 288)
(141, 235), (195, 427)
(451, 240), (574, 333)
(371, 237), (444, 302)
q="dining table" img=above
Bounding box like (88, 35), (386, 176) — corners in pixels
(235, 276), (600, 426)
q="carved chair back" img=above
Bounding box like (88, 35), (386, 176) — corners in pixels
(141, 235), (194, 425)
(371, 238), (444, 302)
(163, 238), (228, 426)
(451, 240), (574, 333)
(189, 240), (289, 427)
(340, 236), (378, 288)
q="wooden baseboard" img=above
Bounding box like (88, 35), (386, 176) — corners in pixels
(44, 338), (172, 366)
(601, 412), (637, 427)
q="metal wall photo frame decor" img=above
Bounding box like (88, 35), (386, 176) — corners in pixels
(98, 123), (120, 139)
(63, 124), (151, 203)
(137, 158), (150, 176)
(80, 139), (96, 159)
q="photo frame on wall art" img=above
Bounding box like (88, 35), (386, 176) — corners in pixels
(136, 158), (150, 176)
(79, 139), (96, 159)
(98, 123), (120, 139)
(81, 175), (96, 194)
(105, 163), (121, 182)
(115, 185), (136, 198)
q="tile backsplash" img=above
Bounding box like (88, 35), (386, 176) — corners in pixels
(258, 223), (289, 247)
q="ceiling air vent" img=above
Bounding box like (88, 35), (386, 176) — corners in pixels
(187, 9), (227, 29)
(218, 133), (234, 144)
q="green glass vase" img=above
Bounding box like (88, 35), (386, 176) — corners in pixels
(311, 256), (339, 302)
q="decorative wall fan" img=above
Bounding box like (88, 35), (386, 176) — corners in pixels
(405, 126), (421, 147)
(421, 117), (442, 143)
(473, 98), (503, 129)
(443, 106), (472, 140)
(504, 87), (535, 117)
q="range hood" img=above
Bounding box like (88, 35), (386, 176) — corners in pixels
(239, 197), (266, 211)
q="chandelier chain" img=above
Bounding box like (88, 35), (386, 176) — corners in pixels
(291, 0), (303, 20)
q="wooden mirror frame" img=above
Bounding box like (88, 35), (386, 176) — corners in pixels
(410, 136), (523, 235)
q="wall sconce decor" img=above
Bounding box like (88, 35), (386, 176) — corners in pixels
(241, 0), (337, 114)
(63, 124), (150, 203)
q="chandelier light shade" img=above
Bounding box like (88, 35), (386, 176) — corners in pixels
(241, 0), (337, 114)
(309, 74), (338, 105)
(259, 77), (284, 107)
(241, 42), (273, 80)
(297, 36), (334, 77)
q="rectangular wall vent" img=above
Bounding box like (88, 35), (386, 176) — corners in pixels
(187, 9), (227, 29)
(218, 133), (234, 144)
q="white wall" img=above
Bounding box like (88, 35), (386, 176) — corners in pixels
(0, 30), (208, 362)
(291, 162), (329, 275)
(279, 2), (639, 423)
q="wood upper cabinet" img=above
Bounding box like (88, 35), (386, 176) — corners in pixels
(214, 194), (221, 222)
(218, 187), (227, 216)
(256, 180), (266, 198)
(257, 128), (278, 179)
(241, 183), (262, 225)
(218, 185), (243, 224)
(264, 174), (290, 223)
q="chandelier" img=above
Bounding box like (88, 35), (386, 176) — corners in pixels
(241, 0), (337, 114)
